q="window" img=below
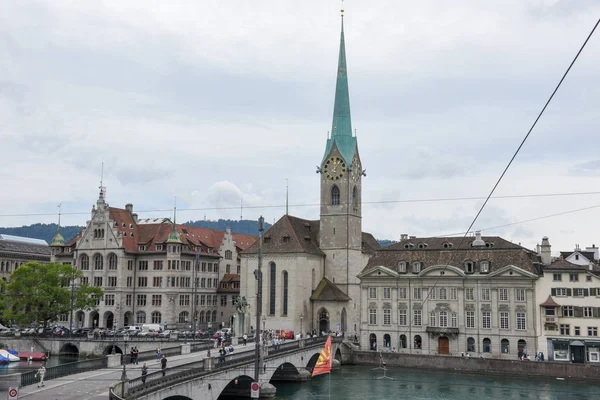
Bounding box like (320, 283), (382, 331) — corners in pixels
(201, 278), (206, 288)
(383, 309), (391, 325)
(106, 276), (116, 287)
(138, 261), (148, 270)
(105, 294), (115, 306)
(153, 260), (163, 270)
(397, 262), (407, 273)
(412, 262), (422, 274)
(439, 311), (448, 327)
(451, 313), (457, 328)
(179, 295), (190, 307)
(93, 254), (103, 270)
(429, 288), (436, 300)
(369, 287), (377, 299)
(137, 294), (147, 306)
(369, 309), (377, 325)
(414, 335), (422, 349)
(439, 288), (447, 300)
(500, 311), (509, 330)
(516, 312), (526, 330)
(483, 338), (491, 353)
(482, 311), (491, 329)
(331, 185), (340, 206)
(282, 271), (288, 316)
(481, 288), (490, 301)
(450, 288), (457, 300)
(225, 250), (232, 260)
(584, 307), (593, 317)
(516, 289), (526, 302)
(466, 311), (475, 328)
(575, 326), (581, 336)
(467, 337), (476, 352)
(383, 287), (391, 299)
(398, 287), (407, 299)
(399, 310), (407, 326)
(430, 311), (436, 327)
(269, 262), (276, 315)
(413, 310), (422, 326)
(220, 295), (227, 306)
(136, 311), (146, 324)
(126, 294), (132, 306)
(587, 275), (593, 282)
(555, 288), (567, 296)
(553, 273), (562, 281)
(213, 295), (217, 306)
(200, 295), (206, 306)
(480, 261), (489, 273)
(560, 324), (570, 335)
(80, 254), (89, 270)
(93, 277), (103, 287)
(152, 295), (162, 306)
(153, 277), (162, 287)
(127, 260), (134, 270)
(499, 288), (508, 302)
(108, 253), (117, 270)
(575, 288), (585, 297)
(588, 327), (598, 336)
(413, 287), (422, 300)
(563, 306), (574, 317)
(138, 277), (148, 287)
(570, 273), (579, 282)
(465, 288), (474, 301)
(149, 311), (160, 324)
(464, 261), (474, 273)
(201, 262), (206, 272)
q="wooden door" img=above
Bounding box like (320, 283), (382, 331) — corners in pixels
(438, 337), (450, 355)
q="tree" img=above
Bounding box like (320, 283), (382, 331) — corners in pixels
(0, 262), (103, 327)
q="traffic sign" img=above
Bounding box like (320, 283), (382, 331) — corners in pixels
(8, 386), (18, 399)
(250, 382), (260, 398)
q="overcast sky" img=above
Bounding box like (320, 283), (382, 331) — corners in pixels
(1, 1), (599, 255)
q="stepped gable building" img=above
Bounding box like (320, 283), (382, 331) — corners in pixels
(535, 238), (600, 363)
(0, 234), (51, 279)
(51, 186), (256, 331)
(358, 232), (542, 358)
(240, 13), (380, 337)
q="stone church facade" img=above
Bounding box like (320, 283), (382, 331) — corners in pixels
(239, 16), (380, 337)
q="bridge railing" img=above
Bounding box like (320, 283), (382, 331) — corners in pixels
(190, 341), (214, 353)
(127, 361), (206, 397)
(21, 357), (107, 387)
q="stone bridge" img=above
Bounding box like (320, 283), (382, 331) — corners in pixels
(111, 337), (348, 399)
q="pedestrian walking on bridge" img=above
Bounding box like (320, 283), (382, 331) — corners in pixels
(35, 365), (46, 387)
(160, 354), (167, 376)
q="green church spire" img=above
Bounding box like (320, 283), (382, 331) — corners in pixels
(167, 206), (182, 244)
(51, 203), (65, 247)
(322, 10), (357, 166)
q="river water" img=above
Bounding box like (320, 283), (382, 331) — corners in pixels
(0, 356), (78, 376)
(272, 365), (600, 400)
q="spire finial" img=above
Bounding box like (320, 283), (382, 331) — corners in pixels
(51, 202), (65, 246)
(167, 197), (182, 243)
(285, 178), (289, 215)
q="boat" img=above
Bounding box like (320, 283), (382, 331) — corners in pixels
(0, 349), (20, 363)
(17, 352), (47, 361)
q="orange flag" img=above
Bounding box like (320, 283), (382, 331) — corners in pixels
(312, 336), (332, 377)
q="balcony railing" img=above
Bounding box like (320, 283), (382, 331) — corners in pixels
(545, 316), (557, 324)
(425, 327), (459, 335)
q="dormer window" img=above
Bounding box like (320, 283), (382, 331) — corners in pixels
(397, 261), (407, 273)
(283, 235), (290, 243)
(485, 242), (494, 248)
(264, 236), (271, 243)
(442, 242), (453, 249)
(404, 243), (415, 249)
(417, 242), (427, 249)
(129, 224), (133, 229)
(412, 261), (422, 274)
(156, 245), (163, 251)
(464, 261), (474, 274)
(139, 245), (146, 251)
(480, 261), (490, 273)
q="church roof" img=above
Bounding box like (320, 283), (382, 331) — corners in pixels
(322, 15), (357, 166)
(310, 277), (351, 301)
(362, 232), (381, 254)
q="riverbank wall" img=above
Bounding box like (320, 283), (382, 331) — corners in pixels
(351, 350), (600, 381)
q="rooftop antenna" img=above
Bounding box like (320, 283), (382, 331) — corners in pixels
(285, 178), (289, 215)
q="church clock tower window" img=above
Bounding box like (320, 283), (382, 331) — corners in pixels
(331, 185), (340, 206)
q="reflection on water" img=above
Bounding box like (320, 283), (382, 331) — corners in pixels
(271, 365), (600, 400)
(0, 355), (79, 375)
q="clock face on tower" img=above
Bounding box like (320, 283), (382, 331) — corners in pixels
(324, 156), (346, 180)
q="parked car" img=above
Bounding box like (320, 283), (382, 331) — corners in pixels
(138, 330), (160, 338)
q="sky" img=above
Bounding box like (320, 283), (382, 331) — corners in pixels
(1, 0), (599, 256)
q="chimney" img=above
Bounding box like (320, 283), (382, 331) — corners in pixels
(400, 234), (408, 240)
(540, 236), (552, 265)
(409, 236), (416, 240)
(132, 213), (138, 223)
(472, 231), (485, 247)
(585, 245), (599, 262)
(125, 203), (133, 214)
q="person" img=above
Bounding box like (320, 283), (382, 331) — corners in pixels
(243, 333), (247, 346)
(134, 347), (139, 365)
(160, 354), (167, 377)
(466, 352), (470, 358)
(156, 346), (161, 362)
(130, 347), (135, 364)
(35, 365), (46, 387)
(141, 363), (148, 384)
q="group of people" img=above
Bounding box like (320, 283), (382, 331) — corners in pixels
(130, 346), (140, 364)
(141, 354), (168, 384)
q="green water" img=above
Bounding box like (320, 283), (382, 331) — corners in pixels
(272, 365), (600, 400)
(0, 356), (78, 375)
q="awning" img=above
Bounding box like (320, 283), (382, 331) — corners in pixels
(570, 340), (585, 347)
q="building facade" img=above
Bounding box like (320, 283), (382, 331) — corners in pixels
(358, 233), (541, 359)
(240, 15), (379, 337)
(536, 238), (600, 363)
(0, 234), (51, 280)
(51, 186), (256, 331)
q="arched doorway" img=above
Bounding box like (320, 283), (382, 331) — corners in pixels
(467, 337), (475, 353)
(340, 308), (347, 333)
(369, 333), (377, 351)
(124, 311), (133, 327)
(384, 334), (391, 349)
(89, 311), (99, 328)
(438, 336), (449, 355)
(501, 339), (510, 354)
(318, 308), (329, 334)
(483, 338), (491, 353)
(75, 311), (85, 329)
(414, 335), (422, 349)
(399, 334), (407, 349)
(518, 339), (527, 358)
(104, 311), (114, 329)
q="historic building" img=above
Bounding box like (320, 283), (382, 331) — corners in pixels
(51, 186), (256, 331)
(536, 238), (600, 363)
(240, 13), (380, 337)
(0, 234), (51, 280)
(358, 233), (542, 358)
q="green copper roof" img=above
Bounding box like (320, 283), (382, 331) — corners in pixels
(322, 16), (357, 166)
(167, 207), (182, 244)
(51, 230), (65, 247)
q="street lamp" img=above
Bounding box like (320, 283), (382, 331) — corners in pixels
(262, 315), (266, 333)
(300, 314), (303, 338)
(112, 318), (117, 355)
(232, 314), (236, 337)
(121, 334), (130, 381)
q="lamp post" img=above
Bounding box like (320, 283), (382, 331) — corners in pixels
(262, 315), (266, 333)
(121, 334), (130, 381)
(254, 216), (264, 382)
(69, 264), (76, 339)
(112, 318), (117, 355)
(232, 314), (236, 337)
(300, 314), (303, 338)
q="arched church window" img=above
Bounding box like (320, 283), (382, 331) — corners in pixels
(80, 254), (89, 270)
(331, 185), (340, 206)
(282, 271), (288, 316)
(269, 262), (276, 315)
(352, 186), (358, 211)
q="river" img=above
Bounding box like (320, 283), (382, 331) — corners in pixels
(0, 355), (78, 376)
(272, 365), (600, 400)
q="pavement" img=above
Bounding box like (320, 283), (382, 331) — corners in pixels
(14, 341), (258, 400)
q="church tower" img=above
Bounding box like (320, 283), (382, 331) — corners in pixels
(319, 11), (364, 295)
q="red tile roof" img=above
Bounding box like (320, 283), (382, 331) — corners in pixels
(540, 295), (560, 307)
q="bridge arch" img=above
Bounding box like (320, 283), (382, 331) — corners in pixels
(163, 397), (193, 400)
(219, 374), (254, 398)
(102, 345), (123, 355)
(334, 348), (342, 362)
(59, 342), (79, 357)
(270, 361), (301, 382)
(306, 352), (322, 373)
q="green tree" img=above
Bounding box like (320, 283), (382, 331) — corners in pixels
(0, 262), (103, 327)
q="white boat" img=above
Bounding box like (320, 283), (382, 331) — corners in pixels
(0, 349), (20, 362)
